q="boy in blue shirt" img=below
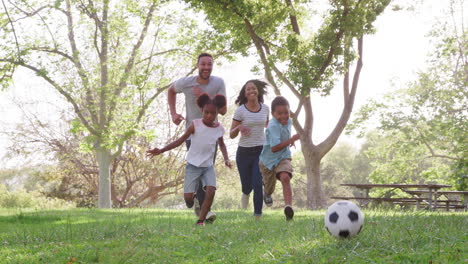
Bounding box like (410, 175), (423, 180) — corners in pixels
(259, 96), (300, 221)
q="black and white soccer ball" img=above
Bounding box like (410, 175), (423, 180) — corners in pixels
(324, 200), (364, 239)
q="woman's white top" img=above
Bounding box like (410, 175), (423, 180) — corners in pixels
(233, 103), (269, 147)
(186, 119), (225, 167)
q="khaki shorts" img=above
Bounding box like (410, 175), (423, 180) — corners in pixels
(259, 159), (293, 196)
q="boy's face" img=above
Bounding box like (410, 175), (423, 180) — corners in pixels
(272, 105), (290, 126)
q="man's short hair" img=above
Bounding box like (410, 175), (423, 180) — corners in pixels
(197, 53), (213, 63)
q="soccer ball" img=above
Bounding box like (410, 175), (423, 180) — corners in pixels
(324, 200), (364, 239)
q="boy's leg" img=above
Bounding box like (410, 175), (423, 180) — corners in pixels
(278, 172), (292, 206)
(259, 162), (275, 206)
(276, 159), (294, 220)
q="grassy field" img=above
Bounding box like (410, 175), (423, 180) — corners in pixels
(0, 208), (466, 263)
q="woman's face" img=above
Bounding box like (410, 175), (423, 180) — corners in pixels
(244, 82), (259, 102)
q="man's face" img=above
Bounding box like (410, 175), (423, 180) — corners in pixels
(197, 56), (213, 80)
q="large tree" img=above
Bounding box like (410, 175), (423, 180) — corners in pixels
(184, 0), (390, 208)
(349, 0), (467, 190)
(0, 0), (235, 207)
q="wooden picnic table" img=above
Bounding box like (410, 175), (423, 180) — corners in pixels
(335, 183), (453, 210)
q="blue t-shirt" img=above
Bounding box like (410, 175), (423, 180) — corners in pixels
(259, 118), (292, 170)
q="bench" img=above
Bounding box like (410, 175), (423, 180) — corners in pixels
(337, 183), (457, 211)
(330, 196), (462, 210)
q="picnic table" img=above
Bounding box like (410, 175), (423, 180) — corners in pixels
(330, 183), (465, 211)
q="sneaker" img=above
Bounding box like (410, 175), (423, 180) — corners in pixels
(195, 221), (205, 226)
(284, 206), (294, 221)
(241, 193), (250, 209)
(205, 211), (217, 224)
(263, 191), (273, 207)
(193, 196), (201, 217)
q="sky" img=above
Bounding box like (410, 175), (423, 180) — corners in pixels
(0, 0), (456, 166)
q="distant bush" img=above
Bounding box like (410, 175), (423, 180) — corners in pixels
(0, 184), (75, 209)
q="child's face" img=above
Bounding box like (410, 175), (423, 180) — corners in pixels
(244, 82), (258, 101)
(272, 105), (290, 126)
(202, 104), (218, 125)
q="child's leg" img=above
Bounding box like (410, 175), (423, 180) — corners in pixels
(184, 193), (195, 208)
(184, 163), (201, 208)
(198, 166), (217, 222)
(198, 186), (215, 221)
(278, 172), (292, 206)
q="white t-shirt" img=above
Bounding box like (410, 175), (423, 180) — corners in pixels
(186, 119), (225, 167)
(232, 103), (269, 147)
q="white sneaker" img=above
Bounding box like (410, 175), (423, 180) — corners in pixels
(241, 193), (250, 209)
(205, 211), (216, 224)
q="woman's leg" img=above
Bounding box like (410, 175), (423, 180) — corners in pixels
(251, 153), (263, 216)
(236, 148), (253, 196)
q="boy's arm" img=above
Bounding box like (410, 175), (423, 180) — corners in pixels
(271, 134), (300, 153)
(146, 124), (194, 157)
(217, 137), (232, 168)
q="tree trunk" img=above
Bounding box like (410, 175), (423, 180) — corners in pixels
(301, 142), (325, 209)
(96, 148), (112, 208)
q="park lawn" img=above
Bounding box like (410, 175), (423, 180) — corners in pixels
(0, 208), (466, 263)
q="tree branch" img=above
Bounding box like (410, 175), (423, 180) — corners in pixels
(1, 58), (99, 136)
(64, 0), (98, 125)
(318, 36), (363, 156)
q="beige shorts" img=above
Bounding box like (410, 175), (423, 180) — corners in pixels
(259, 159), (293, 196)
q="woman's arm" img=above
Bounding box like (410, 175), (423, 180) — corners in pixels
(230, 120), (251, 138)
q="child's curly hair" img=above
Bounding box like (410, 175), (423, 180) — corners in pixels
(197, 93), (227, 110)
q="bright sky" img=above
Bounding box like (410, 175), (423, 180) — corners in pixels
(0, 0), (454, 166)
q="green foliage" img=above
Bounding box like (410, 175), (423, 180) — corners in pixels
(348, 6), (467, 190)
(185, 0), (390, 95)
(0, 209), (466, 263)
(0, 184), (74, 209)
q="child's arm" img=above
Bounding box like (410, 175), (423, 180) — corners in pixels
(146, 124), (194, 158)
(217, 136), (232, 168)
(271, 134), (300, 153)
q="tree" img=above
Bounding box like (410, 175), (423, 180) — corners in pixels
(348, 0), (467, 190)
(1, 97), (189, 207)
(0, 0), (236, 207)
(184, 0), (390, 208)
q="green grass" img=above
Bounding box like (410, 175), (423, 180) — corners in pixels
(0, 208), (466, 263)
